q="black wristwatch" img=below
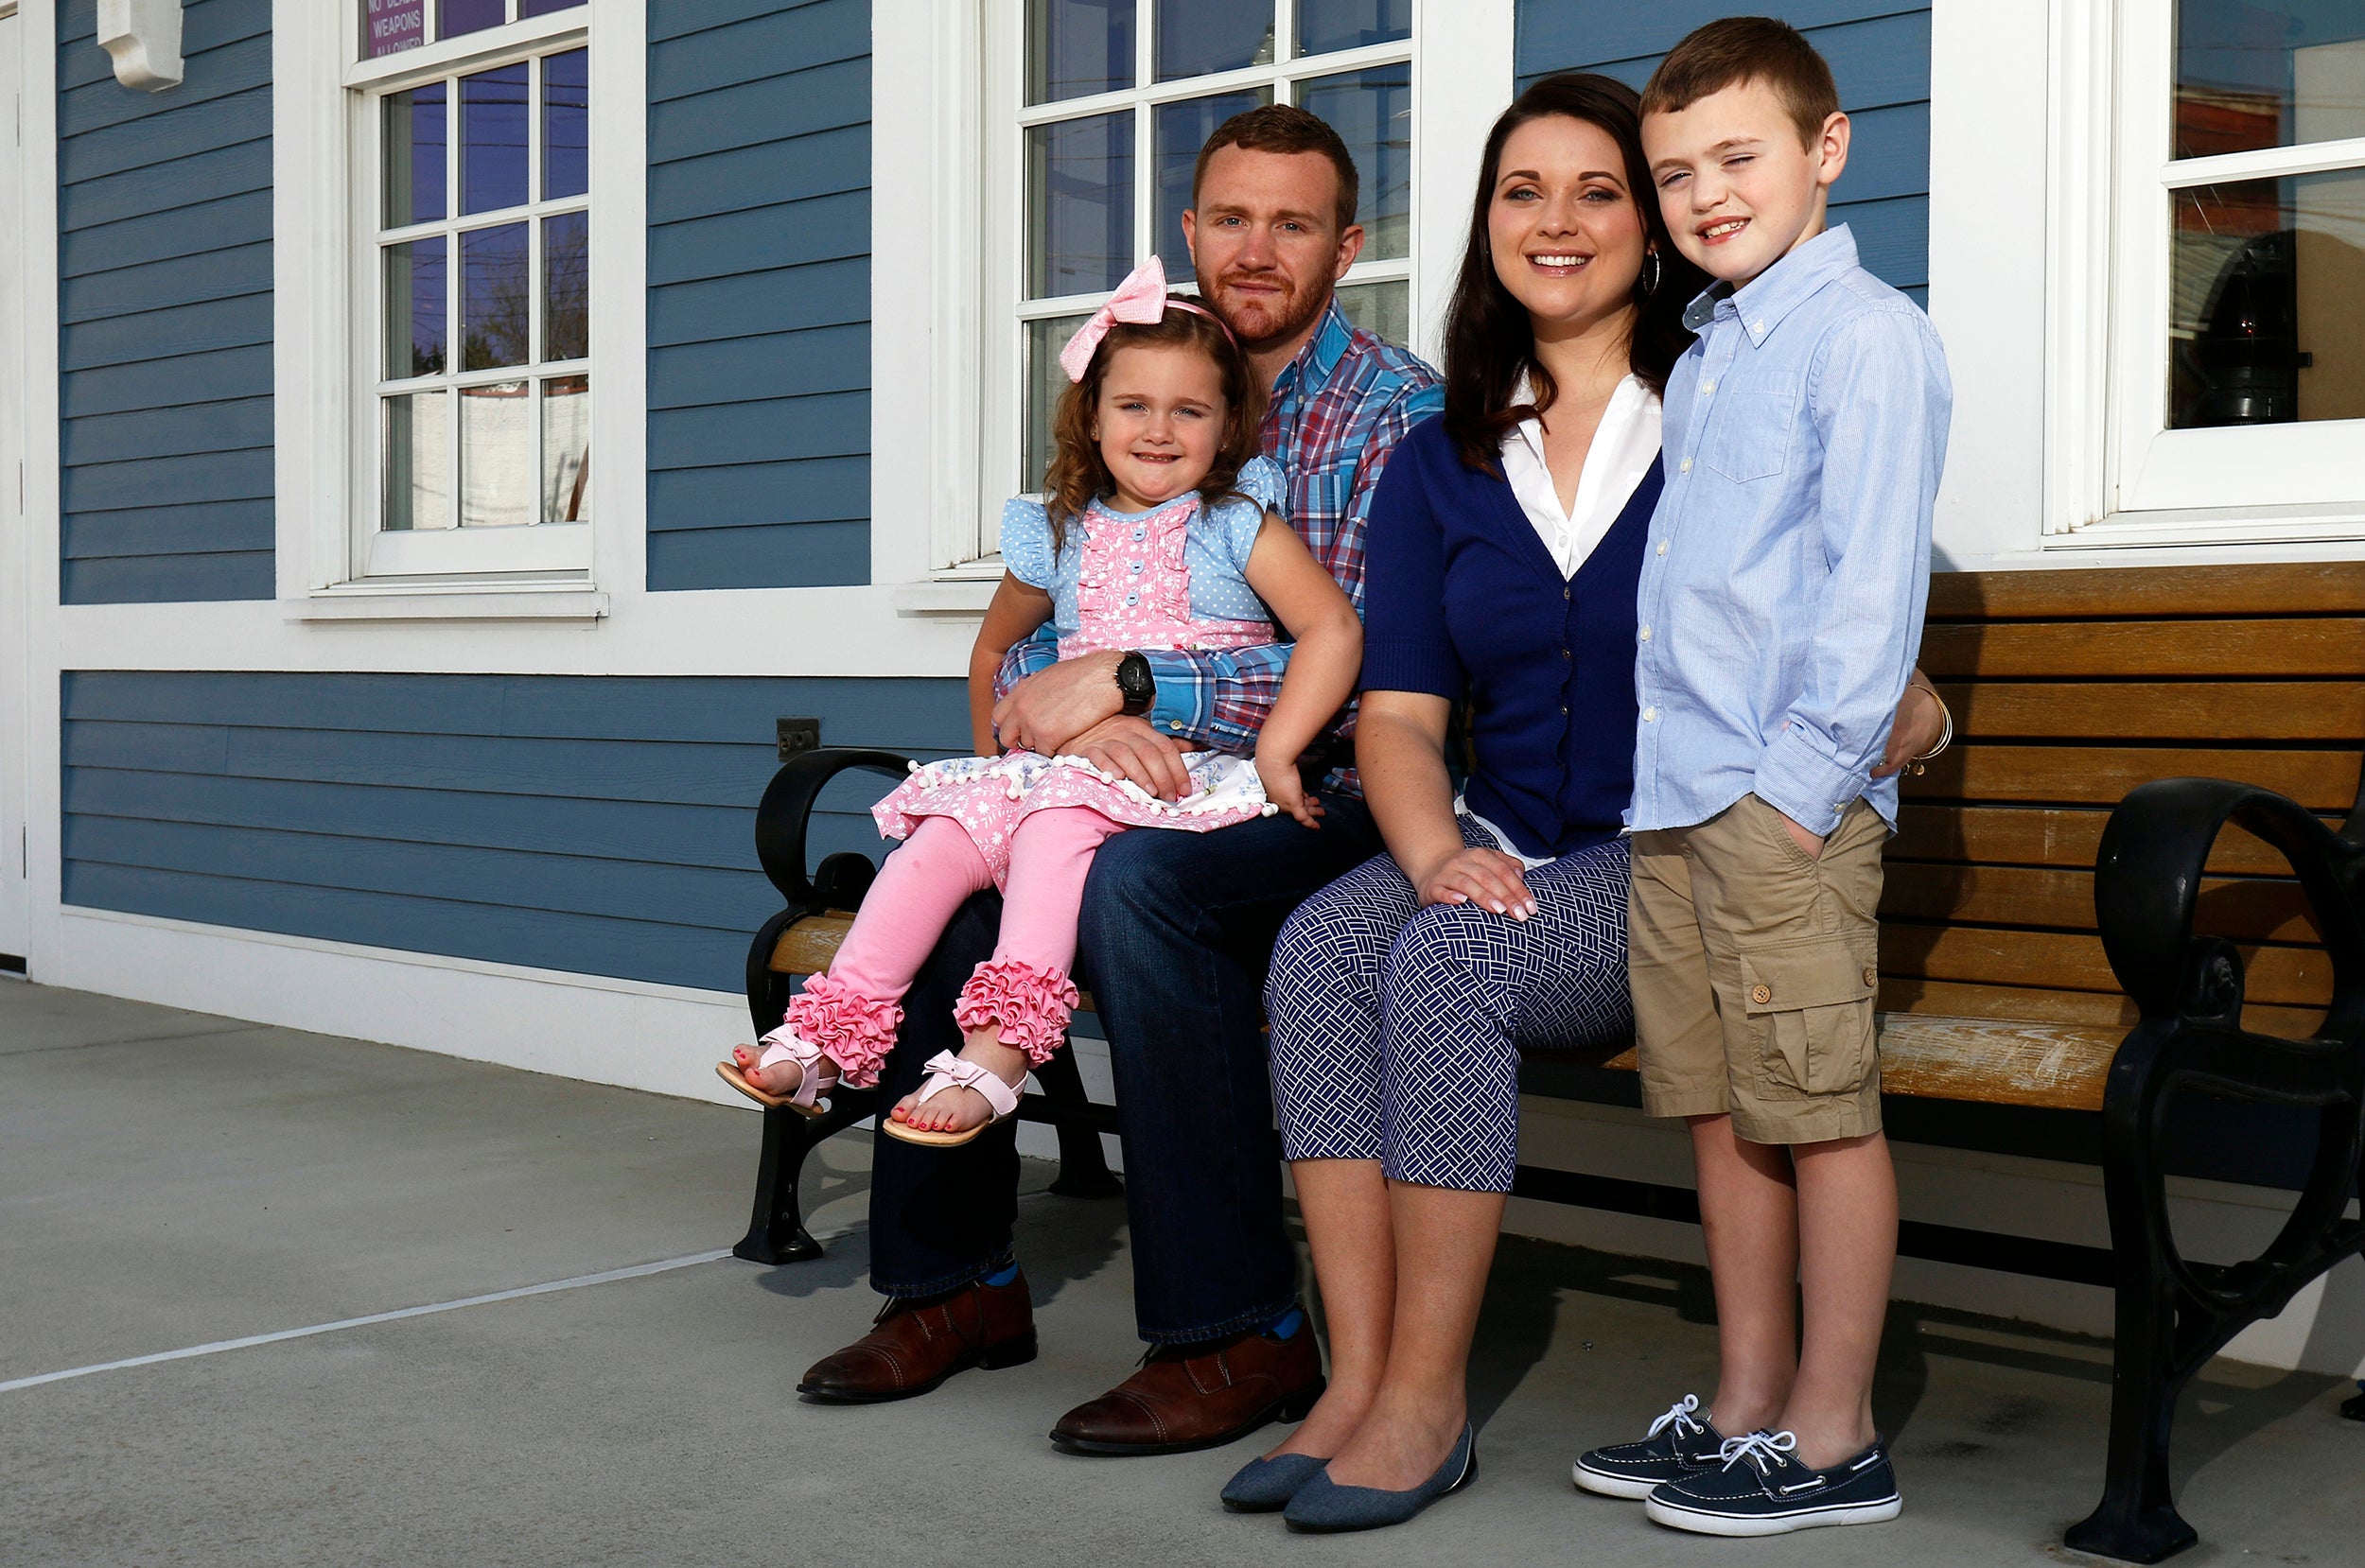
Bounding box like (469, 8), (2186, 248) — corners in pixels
(1115, 652), (1156, 717)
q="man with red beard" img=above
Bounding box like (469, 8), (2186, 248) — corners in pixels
(796, 107), (1441, 1457)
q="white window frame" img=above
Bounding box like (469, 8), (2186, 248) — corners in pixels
(2047, 0), (2365, 548)
(870, 0), (1511, 598)
(274, 0), (645, 618)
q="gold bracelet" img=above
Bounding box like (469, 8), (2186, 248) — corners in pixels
(1905, 682), (1953, 775)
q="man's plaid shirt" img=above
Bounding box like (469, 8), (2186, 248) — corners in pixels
(998, 301), (1443, 789)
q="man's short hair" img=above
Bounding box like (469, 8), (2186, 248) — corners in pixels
(1191, 103), (1359, 235)
(1640, 16), (1841, 149)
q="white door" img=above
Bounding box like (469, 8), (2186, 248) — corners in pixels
(0, 6), (29, 967)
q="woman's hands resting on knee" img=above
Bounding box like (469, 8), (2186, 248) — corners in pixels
(1410, 845), (1536, 921)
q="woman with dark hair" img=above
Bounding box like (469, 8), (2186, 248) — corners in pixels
(1226, 74), (1941, 1532)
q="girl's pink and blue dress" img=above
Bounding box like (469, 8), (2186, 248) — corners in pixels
(872, 458), (1291, 885)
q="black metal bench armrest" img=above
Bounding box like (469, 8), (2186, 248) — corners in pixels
(2095, 776), (2365, 1028)
(752, 746), (917, 912)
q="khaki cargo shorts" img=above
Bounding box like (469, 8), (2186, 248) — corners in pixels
(1628, 793), (1888, 1145)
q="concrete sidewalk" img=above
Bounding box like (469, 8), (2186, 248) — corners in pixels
(4, 977), (2359, 1566)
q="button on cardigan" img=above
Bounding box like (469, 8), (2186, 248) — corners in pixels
(1360, 413), (1661, 861)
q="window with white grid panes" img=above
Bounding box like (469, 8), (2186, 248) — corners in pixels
(2071, 0), (2365, 531)
(361, 1), (591, 572)
(998, 1), (1414, 529)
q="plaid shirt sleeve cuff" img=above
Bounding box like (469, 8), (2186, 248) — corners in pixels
(1139, 649), (1216, 740)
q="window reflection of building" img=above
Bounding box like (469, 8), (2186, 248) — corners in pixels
(375, 36), (591, 533)
(2168, 6), (2365, 428)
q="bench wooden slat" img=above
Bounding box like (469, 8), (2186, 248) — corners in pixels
(1884, 925), (2333, 1007)
(1940, 681), (2365, 741)
(1872, 1015), (2115, 1110)
(1927, 562), (2365, 620)
(1906, 745), (2358, 812)
(1890, 806), (2326, 876)
(1530, 1016), (2111, 1111)
(1920, 619), (2365, 679)
(1881, 863), (2318, 945)
(1879, 976), (2323, 1040)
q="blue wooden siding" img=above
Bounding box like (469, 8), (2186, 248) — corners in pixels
(56, 0), (273, 604)
(645, 0), (871, 592)
(60, 671), (963, 992)
(1515, 0), (1930, 305)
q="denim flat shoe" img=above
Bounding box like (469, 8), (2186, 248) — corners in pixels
(1220, 1452), (1326, 1512)
(1282, 1425), (1477, 1533)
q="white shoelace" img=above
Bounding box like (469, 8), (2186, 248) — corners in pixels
(1646, 1394), (1705, 1442)
(1717, 1429), (1800, 1473)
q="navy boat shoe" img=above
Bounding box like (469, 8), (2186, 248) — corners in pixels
(1282, 1424), (1477, 1533)
(1220, 1452), (1326, 1512)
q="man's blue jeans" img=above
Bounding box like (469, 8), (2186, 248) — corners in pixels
(866, 792), (1379, 1345)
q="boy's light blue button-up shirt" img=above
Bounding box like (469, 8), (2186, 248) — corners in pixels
(1630, 225), (1952, 839)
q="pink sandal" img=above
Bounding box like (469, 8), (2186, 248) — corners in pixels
(715, 1029), (839, 1117)
(881, 1052), (1025, 1148)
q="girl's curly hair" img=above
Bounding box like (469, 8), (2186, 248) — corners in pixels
(1042, 304), (1267, 553)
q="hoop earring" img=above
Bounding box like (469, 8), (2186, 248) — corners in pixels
(1643, 249), (1663, 296)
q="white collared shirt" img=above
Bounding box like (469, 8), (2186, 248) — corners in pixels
(1500, 372), (1663, 579)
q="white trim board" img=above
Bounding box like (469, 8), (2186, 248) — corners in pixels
(44, 904), (1112, 1168)
(20, 0), (62, 987)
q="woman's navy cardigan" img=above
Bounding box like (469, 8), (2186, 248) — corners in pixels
(1359, 412), (1660, 861)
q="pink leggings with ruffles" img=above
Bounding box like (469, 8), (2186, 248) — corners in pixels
(776, 806), (1124, 1088)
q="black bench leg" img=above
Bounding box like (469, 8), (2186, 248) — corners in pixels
(734, 1103), (830, 1264)
(1035, 1048), (1122, 1199)
(2067, 1277), (2197, 1563)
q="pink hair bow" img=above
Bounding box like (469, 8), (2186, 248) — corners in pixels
(1059, 256), (1175, 382)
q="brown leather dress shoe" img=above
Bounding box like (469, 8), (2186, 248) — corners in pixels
(797, 1270), (1038, 1403)
(1049, 1323), (1323, 1455)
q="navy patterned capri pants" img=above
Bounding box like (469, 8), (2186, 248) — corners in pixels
(1265, 820), (1634, 1193)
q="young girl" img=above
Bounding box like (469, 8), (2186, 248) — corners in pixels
(716, 256), (1362, 1148)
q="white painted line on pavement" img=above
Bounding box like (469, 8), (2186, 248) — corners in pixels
(0, 1248), (739, 1394)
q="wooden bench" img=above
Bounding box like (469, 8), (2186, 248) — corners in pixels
(729, 561), (2365, 1565)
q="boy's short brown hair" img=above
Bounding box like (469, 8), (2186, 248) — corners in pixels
(1191, 103), (1360, 235)
(1640, 16), (1841, 149)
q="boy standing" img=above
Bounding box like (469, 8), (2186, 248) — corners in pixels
(1571, 17), (1952, 1536)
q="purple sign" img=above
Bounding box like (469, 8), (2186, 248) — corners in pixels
(364, 0), (429, 61)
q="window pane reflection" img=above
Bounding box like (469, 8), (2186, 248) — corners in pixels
(439, 0), (505, 41)
(461, 62), (531, 215)
(1335, 280), (1408, 347)
(543, 212), (588, 360)
(2169, 167), (2365, 427)
(1027, 112), (1133, 297)
(461, 222), (530, 371)
(384, 236), (447, 377)
(1300, 65), (1410, 256)
(1295, 0), (1410, 56)
(383, 83), (447, 226)
(1027, 0), (1133, 104)
(383, 391), (450, 531)
(461, 380), (534, 528)
(1157, 0), (1273, 80)
(544, 48), (588, 200)
(1155, 90), (1269, 259)
(2175, 2), (2365, 159)
(543, 375), (591, 522)
(1023, 313), (1092, 503)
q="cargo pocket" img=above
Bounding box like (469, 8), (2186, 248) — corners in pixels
(1736, 938), (1879, 1097)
